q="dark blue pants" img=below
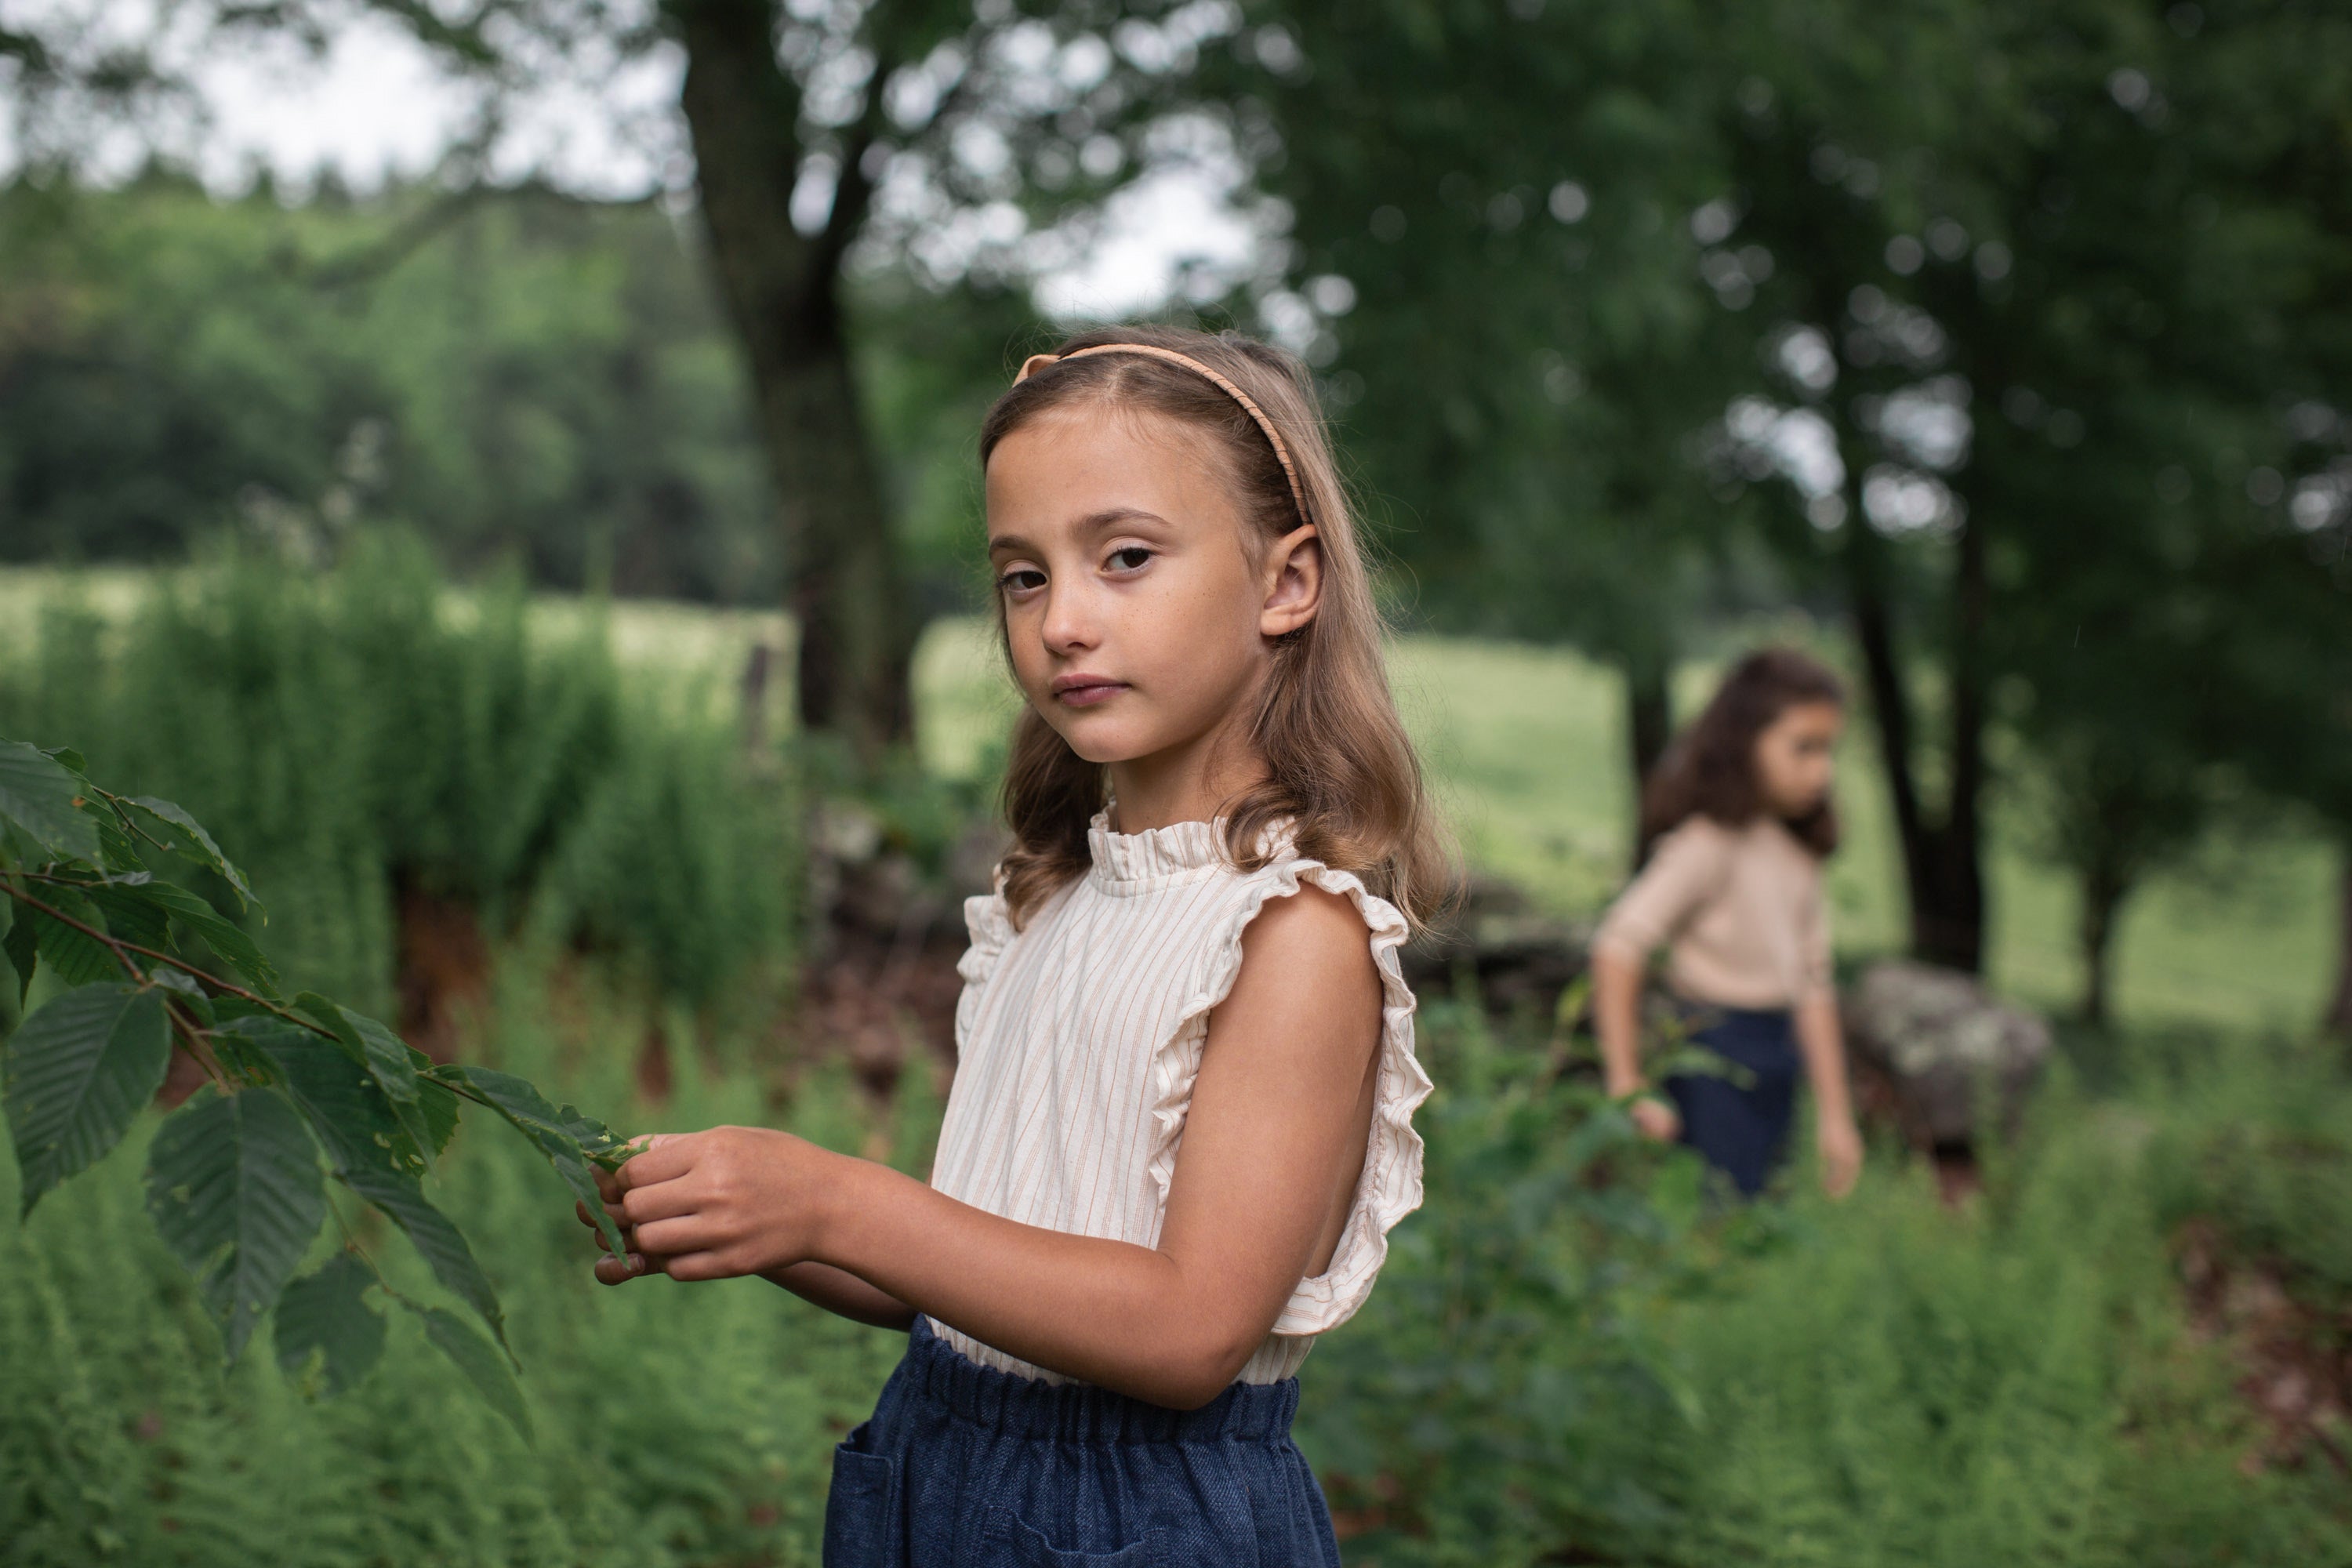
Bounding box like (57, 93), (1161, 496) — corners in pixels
(1664, 999), (1800, 1197)
(823, 1316), (1342, 1566)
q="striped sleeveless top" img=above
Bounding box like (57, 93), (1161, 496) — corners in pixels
(927, 808), (1431, 1385)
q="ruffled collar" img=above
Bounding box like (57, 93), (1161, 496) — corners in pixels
(1087, 807), (1229, 887)
(1085, 803), (1301, 891)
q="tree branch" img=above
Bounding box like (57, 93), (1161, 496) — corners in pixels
(2, 877), (148, 984)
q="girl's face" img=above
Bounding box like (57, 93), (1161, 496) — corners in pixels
(985, 405), (1321, 773)
(1753, 699), (1844, 818)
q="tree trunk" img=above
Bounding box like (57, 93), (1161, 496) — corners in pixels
(668, 0), (915, 760)
(1840, 506), (1987, 972)
(1934, 492), (1991, 969)
(2078, 852), (2128, 1030)
(2327, 840), (2352, 1043)
(1624, 654), (1672, 867)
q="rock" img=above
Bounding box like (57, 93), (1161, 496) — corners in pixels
(1842, 959), (2053, 1147)
(1401, 873), (1590, 1018)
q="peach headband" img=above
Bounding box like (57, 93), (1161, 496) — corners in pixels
(1015, 343), (1312, 527)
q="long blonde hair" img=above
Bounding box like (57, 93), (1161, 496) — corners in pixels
(979, 323), (1450, 930)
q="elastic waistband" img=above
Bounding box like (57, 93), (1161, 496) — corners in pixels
(1669, 993), (1794, 1028)
(901, 1316), (1300, 1444)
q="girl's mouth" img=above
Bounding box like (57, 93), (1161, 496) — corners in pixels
(1051, 675), (1129, 708)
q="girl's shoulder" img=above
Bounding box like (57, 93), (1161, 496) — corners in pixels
(1226, 848), (1411, 968)
(1646, 813), (1741, 877)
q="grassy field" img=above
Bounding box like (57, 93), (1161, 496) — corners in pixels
(1, 564), (2334, 1032)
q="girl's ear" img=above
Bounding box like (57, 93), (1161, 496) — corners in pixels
(1259, 524), (1323, 639)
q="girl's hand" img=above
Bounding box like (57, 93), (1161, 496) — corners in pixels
(1629, 1093), (1682, 1144)
(1816, 1113), (1864, 1200)
(579, 1127), (841, 1284)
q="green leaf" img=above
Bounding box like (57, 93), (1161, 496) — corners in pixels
(85, 884), (170, 953)
(295, 995), (439, 1163)
(123, 797), (254, 909)
(416, 1078), (461, 1160)
(2, 904), (31, 1005)
(147, 966), (216, 1027)
(296, 996), (419, 1104)
(342, 1009), (421, 1103)
(342, 1163), (508, 1353)
(89, 808), (147, 880)
(274, 1253), (387, 1397)
(131, 879), (278, 998)
(232, 1019), (507, 1352)
(419, 1305), (532, 1443)
(292, 993), (369, 1066)
(0, 740), (100, 864)
(3, 984), (172, 1214)
(450, 1065), (626, 1263)
(29, 891), (122, 985)
(145, 1087), (328, 1363)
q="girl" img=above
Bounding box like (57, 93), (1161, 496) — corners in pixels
(1590, 648), (1864, 1200)
(583, 325), (1446, 1566)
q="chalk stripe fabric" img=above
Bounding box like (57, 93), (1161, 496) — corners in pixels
(928, 808), (1429, 1385)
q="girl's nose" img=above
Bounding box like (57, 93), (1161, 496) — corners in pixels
(1040, 585), (1098, 655)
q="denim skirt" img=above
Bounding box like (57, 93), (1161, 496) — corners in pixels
(822, 1316), (1342, 1567)
(1663, 997), (1801, 1197)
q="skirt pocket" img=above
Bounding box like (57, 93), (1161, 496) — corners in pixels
(986, 1507), (1163, 1566)
(822, 1423), (903, 1568)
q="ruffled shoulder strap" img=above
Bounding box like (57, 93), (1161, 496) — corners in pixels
(954, 886), (1018, 1054)
(1143, 852), (1431, 1338)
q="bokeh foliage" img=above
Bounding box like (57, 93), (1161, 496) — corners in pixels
(0, 536), (790, 1016)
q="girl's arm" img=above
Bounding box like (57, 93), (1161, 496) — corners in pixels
(1791, 989), (1862, 1198)
(1590, 825), (1724, 1142)
(1591, 944), (1679, 1141)
(759, 1262), (916, 1328)
(596, 884), (1384, 1410)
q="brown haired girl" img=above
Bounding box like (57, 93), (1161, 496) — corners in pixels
(1591, 648), (1864, 1200)
(581, 325), (1446, 1564)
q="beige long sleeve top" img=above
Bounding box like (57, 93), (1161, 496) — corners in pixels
(1591, 815), (1832, 1010)
(930, 809), (1432, 1385)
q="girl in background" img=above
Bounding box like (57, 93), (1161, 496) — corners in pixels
(1592, 648), (1864, 1200)
(585, 324), (1446, 1566)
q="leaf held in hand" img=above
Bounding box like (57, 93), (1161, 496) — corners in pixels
(4, 983), (172, 1214)
(131, 879), (279, 997)
(124, 795), (255, 908)
(418, 1303), (533, 1443)
(447, 1065), (627, 1263)
(2, 909), (36, 1005)
(145, 1086), (328, 1363)
(275, 1252), (387, 1397)
(0, 739), (100, 864)
(232, 1018), (507, 1352)
(28, 891), (121, 985)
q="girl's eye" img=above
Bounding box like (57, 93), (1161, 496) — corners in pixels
(999, 568), (1047, 594)
(1107, 546), (1153, 572)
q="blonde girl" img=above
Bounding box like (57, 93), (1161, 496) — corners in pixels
(584, 324), (1446, 1566)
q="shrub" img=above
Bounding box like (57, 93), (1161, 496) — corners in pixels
(0, 535), (790, 1016)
